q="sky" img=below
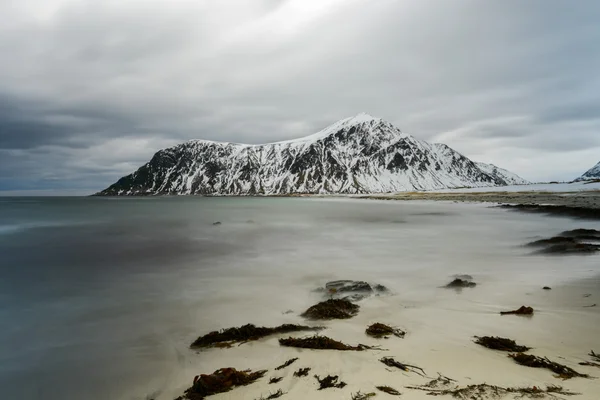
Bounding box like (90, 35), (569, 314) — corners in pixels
(1, 0), (600, 195)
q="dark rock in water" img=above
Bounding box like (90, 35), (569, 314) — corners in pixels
(179, 368), (267, 399)
(445, 278), (476, 288)
(301, 299), (360, 320)
(543, 286), (552, 290)
(500, 306), (534, 316)
(453, 274), (473, 281)
(212, 221), (222, 226)
(365, 323), (405, 339)
(499, 204), (600, 220)
(316, 280), (389, 301)
(526, 232), (600, 255)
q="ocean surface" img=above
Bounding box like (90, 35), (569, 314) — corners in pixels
(0, 196), (598, 400)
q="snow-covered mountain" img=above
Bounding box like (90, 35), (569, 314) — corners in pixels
(575, 161), (600, 181)
(473, 162), (529, 185)
(96, 113), (528, 196)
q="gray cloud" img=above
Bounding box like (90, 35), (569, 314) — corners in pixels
(1, 0), (600, 192)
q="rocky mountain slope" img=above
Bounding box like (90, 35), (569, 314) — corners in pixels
(576, 161), (600, 181)
(96, 113), (528, 196)
(473, 161), (529, 185)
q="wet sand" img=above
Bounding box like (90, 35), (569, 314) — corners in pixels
(361, 190), (600, 209)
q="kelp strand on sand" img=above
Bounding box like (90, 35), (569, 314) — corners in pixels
(178, 368), (267, 400)
(293, 367), (311, 377)
(590, 350), (600, 362)
(279, 335), (379, 351)
(274, 358), (298, 371)
(376, 386), (401, 396)
(474, 336), (531, 352)
(379, 357), (426, 377)
(301, 299), (360, 320)
(509, 353), (590, 379)
(268, 377), (283, 384)
(314, 375), (347, 390)
(500, 306), (534, 315)
(255, 389), (286, 400)
(365, 323), (405, 339)
(191, 324), (324, 348)
(579, 350), (600, 368)
(351, 391), (377, 400)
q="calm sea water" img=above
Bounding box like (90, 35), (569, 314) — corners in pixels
(0, 197), (598, 400)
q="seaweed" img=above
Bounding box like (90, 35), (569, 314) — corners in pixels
(474, 336), (531, 352)
(351, 391), (376, 400)
(509, 353), (590, 379)
(293, 367), (311, 377)
(179, 368), (267, 400)
(301, 299), (360, 320)
(269, 377), (283, 384)
(279, 335), (378, 351)
(375, 386), (401, 395)
(500, 305), (534, 315)
(314, 375), (347, 390)
(406, 382), (578, 399)
(255, 389), (286, 400)
(379, 357), (426, 377)
(274, 358), (298, 371)
(579, 351), (600, 368)
(366, 323), (405, 339)
(191, 324), (323, 348)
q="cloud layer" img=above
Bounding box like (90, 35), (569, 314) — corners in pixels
(1, 0), (600, 193)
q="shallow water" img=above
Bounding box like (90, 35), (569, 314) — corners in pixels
(0, 197), (598, 400)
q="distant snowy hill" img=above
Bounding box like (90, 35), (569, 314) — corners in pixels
(576, 161), (600, 181)
(96, 113), (528, 196)
(473, 162), (529, 185)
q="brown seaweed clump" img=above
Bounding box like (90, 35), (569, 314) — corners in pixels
(474, 336), (531, 352)
(376, 386), (402, 395)
(301, 299), (360, 320)
(366, 323), (405, 339)
(293, 367), (311, 377)
(314, 375), (347, 390)
(500, 306), (534, 316)
(191, 324), (323, 348)
(509, 353), (590, 379)
(178, 368), (267, 400)
(279, 335), (377, 351)
(268, 377), (283, 384)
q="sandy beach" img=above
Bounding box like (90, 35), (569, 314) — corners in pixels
(165, 192), (600, 400)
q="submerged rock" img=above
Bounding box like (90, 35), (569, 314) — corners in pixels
(301, 298), (360, 320)
(314, 280), (389, 301)
(365, 323), (405, 339)
(445, 278), (476, 288)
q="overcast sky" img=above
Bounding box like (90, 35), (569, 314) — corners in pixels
(1, 0), (599, 194)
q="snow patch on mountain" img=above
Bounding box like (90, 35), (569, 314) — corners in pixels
(474, 162), (529, 185)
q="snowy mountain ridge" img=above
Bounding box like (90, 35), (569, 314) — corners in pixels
(96, 114), (529, 196)
(575, 161), (600, 181)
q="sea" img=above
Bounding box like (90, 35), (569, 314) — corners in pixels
(0, 196), (598, 400)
